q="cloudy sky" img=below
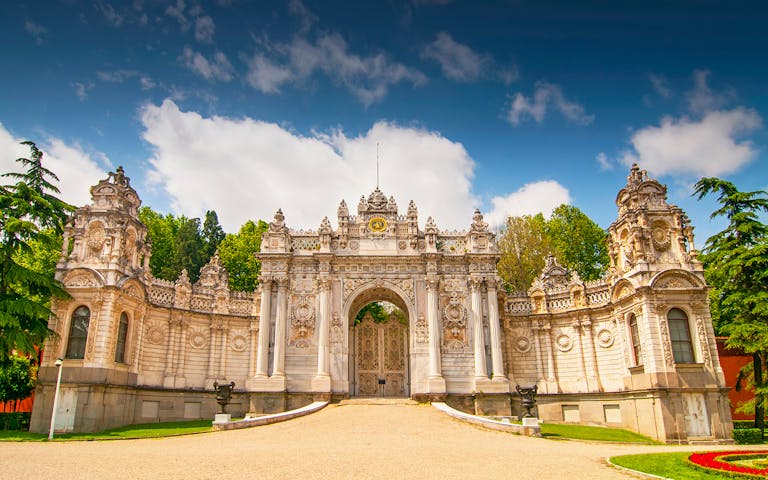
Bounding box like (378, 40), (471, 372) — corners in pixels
(1, 1), (766, 243)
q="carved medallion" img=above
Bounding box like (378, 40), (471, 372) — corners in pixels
(596, 328), (614, 348)
(368, 216), (388, 233)
(513, 336), (531, 353)
(555, 334), (573, 352)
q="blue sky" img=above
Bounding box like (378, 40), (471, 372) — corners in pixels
(1, 0), (766, 244)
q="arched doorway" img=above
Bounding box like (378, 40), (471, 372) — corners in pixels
(347, 287), (410, 397)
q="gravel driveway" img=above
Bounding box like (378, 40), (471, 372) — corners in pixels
(0, 401), (734, 479)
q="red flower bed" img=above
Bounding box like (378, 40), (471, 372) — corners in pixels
(689, 451), (768, 477)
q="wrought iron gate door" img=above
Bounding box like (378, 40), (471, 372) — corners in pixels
(355, 315), (408, 396)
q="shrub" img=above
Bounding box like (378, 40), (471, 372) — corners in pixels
(733, 428), (764, 445)
(0, 412), (31, 431)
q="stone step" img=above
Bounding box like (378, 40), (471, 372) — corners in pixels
(338, 397), (419, 406)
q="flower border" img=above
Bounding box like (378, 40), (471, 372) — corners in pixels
(688, 451), (768, 478)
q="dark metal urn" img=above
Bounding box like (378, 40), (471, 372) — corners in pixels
(213, 381), (236, 414)
(515, 384), (538, 418)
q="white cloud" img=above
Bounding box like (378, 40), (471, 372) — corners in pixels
(288, 0), (317, 34)
(245, 54), (293, 93)
(648, 73), (672, 98)
(0, 123), (110, 208)
(24, 20), (47, 45)
(685, 69), (732, 115)
(245, 33), (426, 105)
(72, 81), (94, 101)
(180, 47), (234, 82)
(195, 15), (215, 43)
(139, 99), (479, 231)
(421, 32), (517, 84)
(485, 181), (572, 229)
(98, 3), (125, 27)
(165, 0), (190, 31)
(596, 152), (612, 171)
(620, 108), (762, 177)
(139, 76), (156, 90)
(421, 32), (489, 82)
(507, 81), (594, 126)
(97, 69), (155, 90)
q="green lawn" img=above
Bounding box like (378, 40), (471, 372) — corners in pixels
(540, 422), (660, 443)
(610, 452), (745, 480)
(0, 420), (213, 441)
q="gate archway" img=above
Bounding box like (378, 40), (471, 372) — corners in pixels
(347, 286), (411, 397)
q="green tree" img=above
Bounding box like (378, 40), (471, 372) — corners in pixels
(138, 208), (209, 283)
(354, 302), (389, 325)
(546, 204), (609, 281)
(0, 354), (36, 413)
(202, 210), (225, 258)
(497, 213), (553, 293)
(0, 142), (73, 362)
(218, 220), (268, 291)
(694, 177), (768, 431)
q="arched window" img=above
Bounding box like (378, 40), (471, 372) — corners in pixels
(65, 306), (90, 359)
(628, 313), (642, 366)
(114, 312), (129, 363)
(668, 308), (695, 363)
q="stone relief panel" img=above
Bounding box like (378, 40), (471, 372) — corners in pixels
(289, 294), (315, 349)
(442, 292), (467, 350)
(187, 325), (209, 350)
(414, 315), (428, 345)
(229, 329), (249, 353)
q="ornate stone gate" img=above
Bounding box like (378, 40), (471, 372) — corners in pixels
(246, 186), (507, 397)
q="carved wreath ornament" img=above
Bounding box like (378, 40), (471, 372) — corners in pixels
(442, 293), (467, 339)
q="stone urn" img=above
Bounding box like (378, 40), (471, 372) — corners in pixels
(515, 384), (538, 418)
(213, 381), (236, 414)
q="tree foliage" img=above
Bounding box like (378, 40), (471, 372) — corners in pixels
(138, 207), (208, 283)
(218, 220), (268, 291)
(546, 205), (609, 281)
(497, 214), (552, 293)
(694, 177), (768, 430)
(0, 354), (36, 411)
(0, 142), (73, 361)
(202, 210), (225, 258)
(497, 205), (608, 292)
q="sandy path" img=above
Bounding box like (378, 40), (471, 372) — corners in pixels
(0, 402), (734, 479)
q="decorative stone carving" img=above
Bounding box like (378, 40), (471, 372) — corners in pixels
(658, 318), (674, 366)
(290, 294), (315, 345)
(513, 336), (532, 353)
(442, 292), (467, 348)
(229, 330), (248, 352)
(414, 315), (428, 344)
(188, 325), (209, 349)
(596, 328), (614, 348)
(555, 333), (573, 352)
(146, 321), (166, 345)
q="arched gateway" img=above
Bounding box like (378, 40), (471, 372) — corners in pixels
(248, 186), (504, 398)
(31, 165), (734, 444)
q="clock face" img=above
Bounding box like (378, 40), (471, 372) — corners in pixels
(368, 217), (388, 233)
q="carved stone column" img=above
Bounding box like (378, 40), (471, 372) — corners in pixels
(206, 317), (220, 383)
(248, 322), (259, 377)
(272, 277), (289, 377)
(426, 278), (446, 393)
(312, 278), (331, 392)
(220, 324), (229, 379)
(486, 279), (506, 381)
(255, 278), (272, 377)
(470, 279), (488, 381)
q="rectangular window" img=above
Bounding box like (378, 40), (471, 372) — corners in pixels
(629, 314), (642, 366)
(114, 313), (129, 363)
(668, 308), (695, 363)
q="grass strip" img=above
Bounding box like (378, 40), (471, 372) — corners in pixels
(0, 420), (213, 441)
(540, 422), (659, 443)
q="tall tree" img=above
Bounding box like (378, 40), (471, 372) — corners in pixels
(202, 210), (225, 258)
(218, 220), (268, 291)
(497, 213), (553, 293)
(0, 354), (36, 413)
(0, 142), (73, 361)
(546, 204), (609, 281)
(138, 208), (209, 283)
(695, 178), (768, 431)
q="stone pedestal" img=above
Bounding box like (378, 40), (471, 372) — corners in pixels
(213, 413), (231, 424)
(522, 417), (540, 427)
(474, 378), (510, 394)
(310, 375), (331, 393)
(246, 375), (286, 392)
(427, 376), (447, 394)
